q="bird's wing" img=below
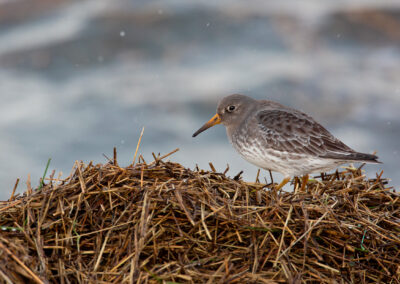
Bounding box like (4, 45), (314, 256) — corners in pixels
(255, 109), (355, 158)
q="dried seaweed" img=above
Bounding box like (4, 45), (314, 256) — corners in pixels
(0, 149), (399, 283)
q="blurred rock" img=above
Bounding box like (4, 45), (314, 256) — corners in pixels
(0, 0), (74, 26)
(320, 8), (400, 47)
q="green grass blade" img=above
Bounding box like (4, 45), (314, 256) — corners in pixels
(38, 158), (51, 190)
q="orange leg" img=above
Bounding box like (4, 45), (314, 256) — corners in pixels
(275, 177), (291, 191)
(299, 174), (309, 192)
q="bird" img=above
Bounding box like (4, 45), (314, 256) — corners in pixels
(192, 94), (381, 191)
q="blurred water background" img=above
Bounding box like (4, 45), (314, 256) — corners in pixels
(1, 0), (399, 199)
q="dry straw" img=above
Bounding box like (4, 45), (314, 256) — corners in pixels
(0, 147), (399, 283)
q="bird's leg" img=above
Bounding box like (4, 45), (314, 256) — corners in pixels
(299, 174), (309, 192)
(275, 177), (291, 191)
(294, 177), (300, 191)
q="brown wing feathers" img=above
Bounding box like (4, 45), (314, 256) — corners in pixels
(256, 109), (379, 162)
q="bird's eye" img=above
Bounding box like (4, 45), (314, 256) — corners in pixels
(226, 105), (236, 112)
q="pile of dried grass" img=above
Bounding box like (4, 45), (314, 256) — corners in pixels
(0, 148), (399, 283)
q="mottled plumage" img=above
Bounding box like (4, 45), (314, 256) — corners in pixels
(193, 94), (381, 183)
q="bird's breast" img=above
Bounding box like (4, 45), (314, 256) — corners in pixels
(229, 130), (272, 168)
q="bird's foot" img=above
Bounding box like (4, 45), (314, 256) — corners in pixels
(274, 177), (291, 191)
(299, 174), (309, 192)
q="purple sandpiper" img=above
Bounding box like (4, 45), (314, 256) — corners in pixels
(193, 94), (381, 190)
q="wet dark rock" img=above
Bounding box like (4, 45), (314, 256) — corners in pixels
(319, 8), (400, 47)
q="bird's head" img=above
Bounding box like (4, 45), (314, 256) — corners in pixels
(192, 94), (256, 137)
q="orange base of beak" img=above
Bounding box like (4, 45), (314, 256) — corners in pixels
(192, 114), (221, 137)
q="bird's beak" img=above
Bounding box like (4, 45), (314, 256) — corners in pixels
(192, 113), (221, 137)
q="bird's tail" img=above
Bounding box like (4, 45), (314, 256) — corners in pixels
(322, 152), (382, 163)
(345, 152), (382, 164)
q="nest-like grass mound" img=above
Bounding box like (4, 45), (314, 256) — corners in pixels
(0, 149), (399, 283)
